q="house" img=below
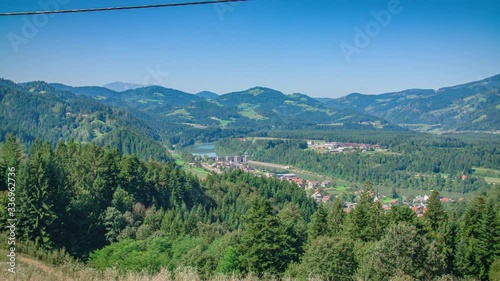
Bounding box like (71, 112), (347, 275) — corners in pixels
(307, 180), (319, 189)
(321, 180), (331, 188)
(311, 191), (323, 202)
(292, 177), (304, 188)
(344, 202), (356, 212)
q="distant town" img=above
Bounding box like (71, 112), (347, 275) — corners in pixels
(189, 153), (459, 218)
(307, 140), (381, 153)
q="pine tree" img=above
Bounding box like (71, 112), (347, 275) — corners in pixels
(455, 196), (487, 277)
(18, 140), (58, 248)
(424, 190), (447, 233)
(240, 198), (295, 275)
(477, 199), (499, 280)
(1, 134), (26, 191)
(2, 134), (25, 168)
(279, 202), (307, 260)
(327, 196), (345, 235)
(346, 181), (381, 242)
(308, 204), (328, 241)
(423, 190), (450, 275)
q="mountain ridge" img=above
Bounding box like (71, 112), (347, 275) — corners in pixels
(317, 75), (500, 132)
(104, 81), (145, 92)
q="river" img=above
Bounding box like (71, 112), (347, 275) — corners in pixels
(185, 142), (217, 158)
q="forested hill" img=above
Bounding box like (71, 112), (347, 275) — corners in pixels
(320, 74), (500, 132)
(52, 83), (391, 129)
(216, 87), (391, 126)
(0, 79), (171, 161)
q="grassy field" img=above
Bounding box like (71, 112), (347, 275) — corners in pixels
(473, 167), (500, 184)
(171, 153), (210, 179)
(484, 177), (500, 184)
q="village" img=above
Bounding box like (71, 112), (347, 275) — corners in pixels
(307, 140), (382, 153)
(189, 154), (458, 217)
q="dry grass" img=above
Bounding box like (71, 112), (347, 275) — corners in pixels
(0, 252), (289, 281)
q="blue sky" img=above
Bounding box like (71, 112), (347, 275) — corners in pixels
(1, 0), (499, 97)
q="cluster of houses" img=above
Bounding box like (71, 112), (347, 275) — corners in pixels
(201, 155), (254, 174)
(408, 195), (460, 217)
(274, 173), (331, 190)
(310, 190), (332, 203)
(307, 141), (381, 153)
(340, 193), (459, 216)
(213, 155), (250, 163)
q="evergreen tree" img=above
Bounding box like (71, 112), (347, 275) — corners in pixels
(346, 181), (383, 242)
(477, 199), (499, 279)
(2, 133), (25, 168)
(327, 196), (345, 235)
(424, 190), (447, 232)
(240, 198), (295, 275)
(0, 134), (26, 191)
(308, 204), (328, 241)
(423, 190), (450, 275)
(279, 202), (307, 260)
(455, 196), (487, 278)
(17, 140), (58, 248)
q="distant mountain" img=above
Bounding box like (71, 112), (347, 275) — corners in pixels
(52, 83), (203, 115)
(0, 79), (171, 161)
(104, 81), (145, 92)
(51, 83), (120, 98)
(196, 91), (218, 99)
(323, 75), (500, 132)
(54, 83), (396, 146)
(315, 97), (336, 104)
(215, 87), (393, 128)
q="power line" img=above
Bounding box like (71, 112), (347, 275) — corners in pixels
(0, 0), (247, 17)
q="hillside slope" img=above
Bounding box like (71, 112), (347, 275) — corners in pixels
(1, 79), (170, 161)
(322, 75), (500, 132)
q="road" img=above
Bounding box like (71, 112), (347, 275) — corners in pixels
(247, 160), (290, 170)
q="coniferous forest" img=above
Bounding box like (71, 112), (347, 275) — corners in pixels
(1, 134), (499, 280)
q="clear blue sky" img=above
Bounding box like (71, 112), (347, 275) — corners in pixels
(1, 0), (499, 97)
